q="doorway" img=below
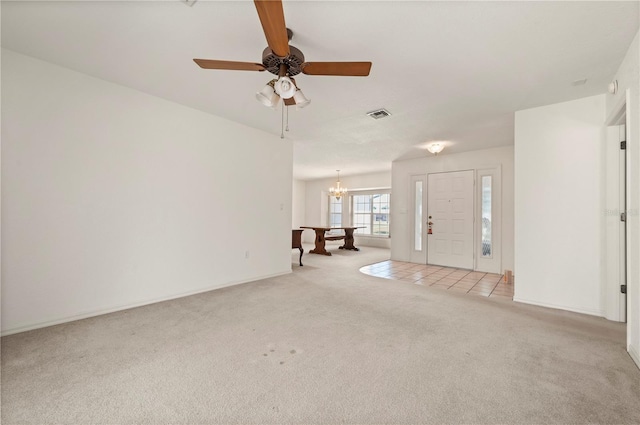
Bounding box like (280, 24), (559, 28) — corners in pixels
(427, 170), (474, 269)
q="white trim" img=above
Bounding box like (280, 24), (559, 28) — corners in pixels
(348, 188), (392, 196)
(605, 94), (627, 126)
(603, 124), (627, 322)
(354, 234), (391, 239)
(628, 344), (640, 370)
(0, 270), (291, 337)
(513, 297), (604, 318)
(624, 88), (632, 354)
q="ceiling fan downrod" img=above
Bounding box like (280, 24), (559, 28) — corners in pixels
(278, 63), (288, 78)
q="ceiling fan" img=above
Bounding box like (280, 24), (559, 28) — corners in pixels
(193, 0), (372, 109)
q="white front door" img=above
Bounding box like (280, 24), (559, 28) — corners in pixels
(427, 170), (474, 269)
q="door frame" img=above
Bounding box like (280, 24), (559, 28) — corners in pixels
(418, 167), (503, 272)
(604, 95), (629, 324)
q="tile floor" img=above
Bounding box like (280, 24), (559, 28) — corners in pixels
(360, 260), (514, 300)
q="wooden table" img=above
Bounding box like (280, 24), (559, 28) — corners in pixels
(292, 229), (304, 266)
(300, 226), (363, 256)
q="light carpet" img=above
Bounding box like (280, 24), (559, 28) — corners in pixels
(2, 245), (639, 424)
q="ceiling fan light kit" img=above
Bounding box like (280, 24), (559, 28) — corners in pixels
(256, 79), (280, 108)
(274, 76), (296, 99)
(293, 89), (310, 108)
(193, 0), (371, 130)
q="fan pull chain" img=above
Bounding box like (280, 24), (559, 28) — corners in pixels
(280, 101), (285, 139)
(286, 105), (289, 132)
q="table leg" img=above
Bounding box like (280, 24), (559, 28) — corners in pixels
(309, 228), (332, 256)
(339, 228), (360, 251)
(298, 247), (304, 266)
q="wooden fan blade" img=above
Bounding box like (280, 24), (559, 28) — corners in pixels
(193, 59), (266, 71)
(284, 97), (296, 106)
(254, 0), (290, 58)
(301, 62), (372, 76)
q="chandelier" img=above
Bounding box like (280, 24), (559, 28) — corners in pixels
(329, 170), (348, 200)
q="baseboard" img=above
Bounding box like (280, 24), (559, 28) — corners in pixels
(1, 270), (291, 337)
(353, 236), (391, 249)
(628, 344), (640, 370)
(513, 297), (604, 318)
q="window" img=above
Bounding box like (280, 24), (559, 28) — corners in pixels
(326, 190), (391, 237)
(328, 196), (342, 229)
(414, 180), (423, 251)
(351, 192), (390, 236)
(475, 167), (501, 274)
(481, 175), (492, 257)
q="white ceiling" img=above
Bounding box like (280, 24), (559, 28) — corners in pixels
(2, 1), (638, 180)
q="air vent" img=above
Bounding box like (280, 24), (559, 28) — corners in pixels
(367, 108), (391, 119)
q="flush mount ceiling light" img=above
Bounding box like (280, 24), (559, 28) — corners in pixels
(427, 142), (445, 155)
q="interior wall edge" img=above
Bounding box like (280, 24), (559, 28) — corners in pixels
(628, 345), (640, 370)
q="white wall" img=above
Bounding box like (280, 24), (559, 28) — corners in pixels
(514, 94), (605, 317)
(1, 49), (293, 335)
(302, 171), (391, 248)
(292, 178), (306, 229)
(606, 31), (640, 367)
(391, 146), (514, 271)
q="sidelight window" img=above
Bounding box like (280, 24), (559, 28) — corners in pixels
(481, 175), (492, 257)
(414, 181), (423, 250)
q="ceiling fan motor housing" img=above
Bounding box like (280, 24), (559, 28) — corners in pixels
(262, 45), (305, 76)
